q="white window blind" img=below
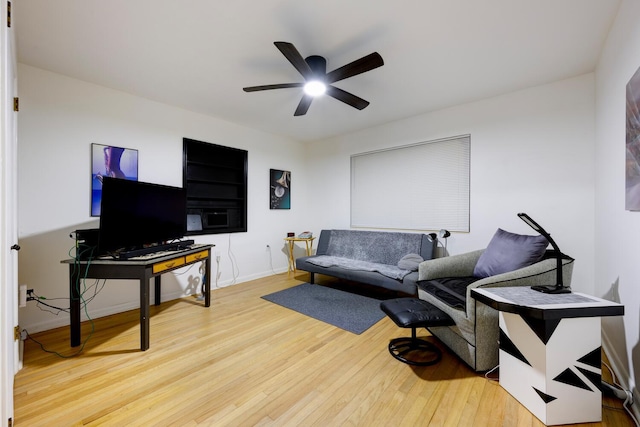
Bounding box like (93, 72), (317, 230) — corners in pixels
(350, 135), (470, 232)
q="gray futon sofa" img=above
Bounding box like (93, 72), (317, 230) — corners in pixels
(296, 229), (437, 295)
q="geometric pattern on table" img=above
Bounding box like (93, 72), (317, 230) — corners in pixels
(577, 347), (602, 368)
(522, 316), (562, 344)
(499, 312), (602, 425)
(553, 367), (595, 391)
(576, 366), (604, 391)
(533, 388), (557, 403)
(480, 286), (600, 304)
(499, 329), (530, 365)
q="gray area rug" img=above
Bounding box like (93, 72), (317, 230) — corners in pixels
(261, 283), (386, 335)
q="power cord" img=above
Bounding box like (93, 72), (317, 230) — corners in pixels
(215, 255), (221, 288)
(195, 261), (207, 301)
(28, 289), (68, 315)
(484, 364), (499, 381)
(227, 234), (239, 285)
(22, 244), (98, 358)
(266, 245), (277, 275)
(602, 361), (639, 426)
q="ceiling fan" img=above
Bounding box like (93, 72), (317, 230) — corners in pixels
(243, 41), (384, 116)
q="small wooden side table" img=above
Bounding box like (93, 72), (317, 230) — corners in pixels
(284, 236), (315, 272)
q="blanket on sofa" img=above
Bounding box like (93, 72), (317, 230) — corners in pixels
(325, 230), (424, 265)
(305, 255), (411, 280)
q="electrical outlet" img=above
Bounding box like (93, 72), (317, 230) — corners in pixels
(19, 284), (27, 308)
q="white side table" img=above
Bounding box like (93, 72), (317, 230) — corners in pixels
(472, 286), (624, 426)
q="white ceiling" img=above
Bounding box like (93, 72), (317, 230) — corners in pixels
(14, 0), (620, 142)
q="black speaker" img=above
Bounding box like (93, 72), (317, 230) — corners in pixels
(74, 228), (99, 260)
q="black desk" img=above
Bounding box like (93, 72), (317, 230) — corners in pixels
(62, 244), (213, 351)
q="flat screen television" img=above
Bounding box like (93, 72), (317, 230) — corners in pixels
(98, 177), (187, 257)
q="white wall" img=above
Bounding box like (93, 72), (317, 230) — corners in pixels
(17, 22), (639, 414)
(306, 74), (596, 294)
(17, 64), (309, 332)
(16, 64), (607, 360)
(595, 0), (640, 409)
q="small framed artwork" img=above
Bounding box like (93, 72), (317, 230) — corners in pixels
(91, 144), (139, 216)
(270, 169), (291, 209)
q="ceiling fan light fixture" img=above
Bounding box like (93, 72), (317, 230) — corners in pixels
(303, 80), (326, 97)
(243, 42), (384, 115)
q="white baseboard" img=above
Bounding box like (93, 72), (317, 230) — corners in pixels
(22, 268), (289, 334)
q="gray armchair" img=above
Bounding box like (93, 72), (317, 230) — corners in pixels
(417, 249), (574, 371)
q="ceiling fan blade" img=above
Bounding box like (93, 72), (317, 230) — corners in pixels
(326, 86), (370, 110)
(243, 83), (303, 92)
(325, 52), (384, 84)
(274, 41), (313, 79)
(294, 95), (313, 116)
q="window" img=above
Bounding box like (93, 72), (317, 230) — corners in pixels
(350, 135), (470, 232)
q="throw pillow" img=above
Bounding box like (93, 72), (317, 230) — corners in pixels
(473, 228), (548, 278)
(397, 253), (424, 271)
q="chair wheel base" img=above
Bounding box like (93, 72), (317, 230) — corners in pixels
(388, 337), (442, 366)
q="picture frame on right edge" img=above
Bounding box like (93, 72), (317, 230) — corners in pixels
(626, 65), (640, 210)
(270, 169), (291, 209)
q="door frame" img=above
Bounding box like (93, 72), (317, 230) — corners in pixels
(1, 0), (19, 423)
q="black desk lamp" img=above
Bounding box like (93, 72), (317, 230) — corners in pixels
(438, 229), (450, 256)
(517, 212), (571, 294)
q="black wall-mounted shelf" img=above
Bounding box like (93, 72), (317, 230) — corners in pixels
(183, 138), (247, 235)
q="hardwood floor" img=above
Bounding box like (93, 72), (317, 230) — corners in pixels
(13, 273), (635, 426)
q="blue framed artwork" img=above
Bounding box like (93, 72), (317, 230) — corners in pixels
(270, 169), (290, 209)
(91, 144), (139, 216)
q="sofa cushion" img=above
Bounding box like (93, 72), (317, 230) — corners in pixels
(397, 253), (423, 271)
(305, 255), (412, 280)
(473, 228), (548, 278)
(417, 277), (479, 309)
(324, 230), (424, 264)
